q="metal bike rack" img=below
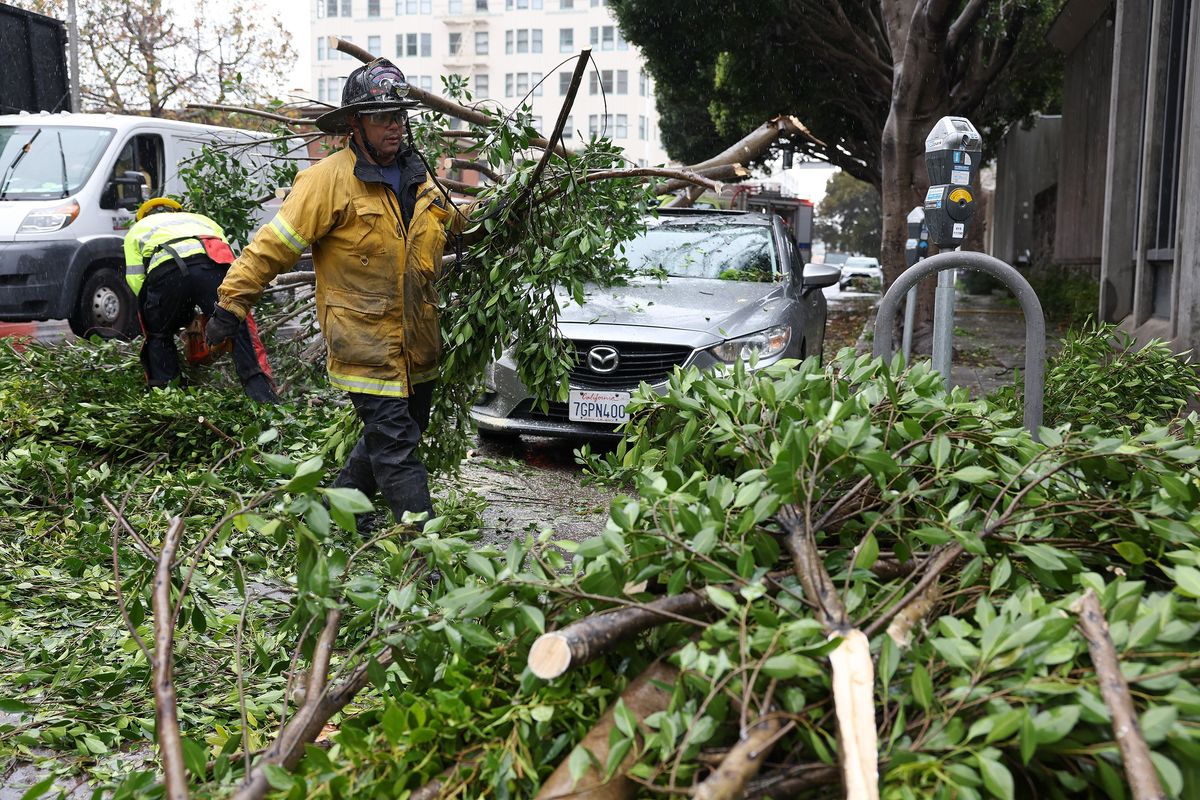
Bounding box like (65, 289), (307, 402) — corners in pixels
(872, 250), (1047, 439)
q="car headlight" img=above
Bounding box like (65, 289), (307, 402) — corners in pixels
(709, 325), (791, 363)
(18, 201), (80, 234)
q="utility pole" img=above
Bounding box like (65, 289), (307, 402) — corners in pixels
(67, 0), (81, 112)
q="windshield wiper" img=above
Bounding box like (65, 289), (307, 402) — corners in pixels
(56, 131), (69, 198)
(0, 128), (43, 200)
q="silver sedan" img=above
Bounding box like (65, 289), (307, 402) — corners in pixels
(471, 209), (841, 439)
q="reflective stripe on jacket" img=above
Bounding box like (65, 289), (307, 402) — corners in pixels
(123, 212), (229, 295)
(216, 146), (466, 398)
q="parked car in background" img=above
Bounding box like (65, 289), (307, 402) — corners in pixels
(838, 255), (884, 292)
(822, 251), (850, 267)
(472, 209), (841, 439)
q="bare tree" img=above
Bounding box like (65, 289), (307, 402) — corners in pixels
(8, 0), (295, 116)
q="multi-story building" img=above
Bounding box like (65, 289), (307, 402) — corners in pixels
(310, 0), (670, 168)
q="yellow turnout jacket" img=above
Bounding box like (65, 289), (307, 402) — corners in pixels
(217, 145), (466, 397)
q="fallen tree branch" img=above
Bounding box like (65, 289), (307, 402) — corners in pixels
(331, 37), (571, 158)
(1072, 589), (1165, 800)
(693, 714), (784, 800)
(528, 591), (712, 680)
(187, 102), (316, 126)
(654, 163), (749, 194)
(514, 49), (590, 212)
(443, 157), (502, 183)
(153, 516), (189, 800)
(534, 662), (678, 800)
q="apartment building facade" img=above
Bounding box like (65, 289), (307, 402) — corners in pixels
(310, 0), (670, 167)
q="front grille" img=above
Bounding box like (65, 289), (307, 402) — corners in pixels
(568, 340), (693, 389)
(510, 399), (620, 431)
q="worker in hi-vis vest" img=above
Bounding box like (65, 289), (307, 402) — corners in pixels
(123, 197), (279, 403)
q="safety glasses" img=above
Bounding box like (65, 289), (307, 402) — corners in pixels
(360, 110), (407, 127)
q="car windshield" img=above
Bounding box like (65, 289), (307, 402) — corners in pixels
(0, 125), (115, 200)
(621, 222), (778, 282)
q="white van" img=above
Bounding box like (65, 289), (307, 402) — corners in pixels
(0, 111), (291, 337)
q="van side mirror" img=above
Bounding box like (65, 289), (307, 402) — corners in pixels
(100, 171), (149, 210)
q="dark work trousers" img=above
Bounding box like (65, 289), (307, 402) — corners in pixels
(136, 256), (279, 403)
(332, 381), (436, 525)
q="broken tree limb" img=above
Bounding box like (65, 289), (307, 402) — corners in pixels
(331, 37), (571, 158)
(534, 662), (679, 800)
(693, 714), (784, 800)
(686, 116), (825, 174)
(529, 572), (794, 680)
(1072, 589), (1166, 800)
(828, 630), (879, 800)
(514, 48), (590, 212)
(885, 581), (941, 648)
(187, 102), (316, 126)
(153, 516), (189, 800)
(654, 164), (749, 194)
(444, 157), (502, 183)
(528, 592), (711, 680)
(777, 506), (878, 799)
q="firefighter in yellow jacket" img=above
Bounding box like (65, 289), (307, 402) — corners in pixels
(207, 59), (470, 526)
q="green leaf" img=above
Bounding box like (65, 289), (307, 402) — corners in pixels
(853, 532), (879, 571)
(284, 456), (324, 493)
(612, 699), (638, 738)
(977, 754), (1014, 800)
(1114, 541), (1147, 565)
(760, 653), (821, 679)
(18, 777), (56, 800)
(1033, 704), (1081, 744)
(263, 763), (296, 791)
(567, 745), (593, 784)
(1171, 565), (1200, 598)
(182, 736), (208, 779)
(705, 585), (738, 612)
(320, 487), (373, 514)
(950, 466), (996, 483)
(911, 663), (933, 710)
(605, 735), (634, 778)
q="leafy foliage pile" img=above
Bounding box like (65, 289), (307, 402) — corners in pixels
(5, 324), (1200, 798)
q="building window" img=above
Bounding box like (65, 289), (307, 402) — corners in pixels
(396, 0), (431, 10)
(420, 75), (433, 91)
(559, 71), (572, 95)
(638, 115), (647, 140)
(616, 70), (628, 94)
(368, 0), (379, 15)
(589, 70), (613, 95)
(505, 31), (513, 53)
(475, 31), (489, 54)
(476, 0), (488, 10)
(562, 115), (573, 138)
(561, 0), (573, 7)
(517, 29), (528, 52)
(506, 0), (543, 6)
(318, 78), (326, 102)
(475, 73), (489, 97)
(421, 32), (431, 56)
(448, 31), (463, 55)
(505, 72), (542, 97)
(341, 0), (351, 15)
(395, 34), (403, 56)
(532, 71), (542, 95)
(516, 72), (529, 95)
(532, 29), (542, 52)
(324, 0), (336, 14)
(368, 35), (381, 55)
(590, 0), (607, 5)
(639, 69), (648, 96)
(616, 29), (628, 50)
(317, 37), (326, 60)
(448, 0), (462, 10)
(559, 28), (573, 53)
(406, 33), (418, 56)
(615, 114), (627, 138)
(505, 73), (513, 96)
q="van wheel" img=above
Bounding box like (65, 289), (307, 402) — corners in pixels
(69, 267), (138, 339)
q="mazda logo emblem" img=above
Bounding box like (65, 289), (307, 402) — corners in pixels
(586, 345), (620, 374)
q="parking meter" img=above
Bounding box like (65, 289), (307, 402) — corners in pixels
(922, 116), (982, 247)
(905, 206), (928, 269)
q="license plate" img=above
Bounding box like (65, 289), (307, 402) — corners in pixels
(568, 390), (630, 424)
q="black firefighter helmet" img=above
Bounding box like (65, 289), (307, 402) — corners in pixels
(315, 58), (420, 134)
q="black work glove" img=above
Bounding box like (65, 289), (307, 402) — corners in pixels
(205, 305), (241, 348)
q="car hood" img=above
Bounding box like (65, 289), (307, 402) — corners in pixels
(557, 277), (787, 339)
